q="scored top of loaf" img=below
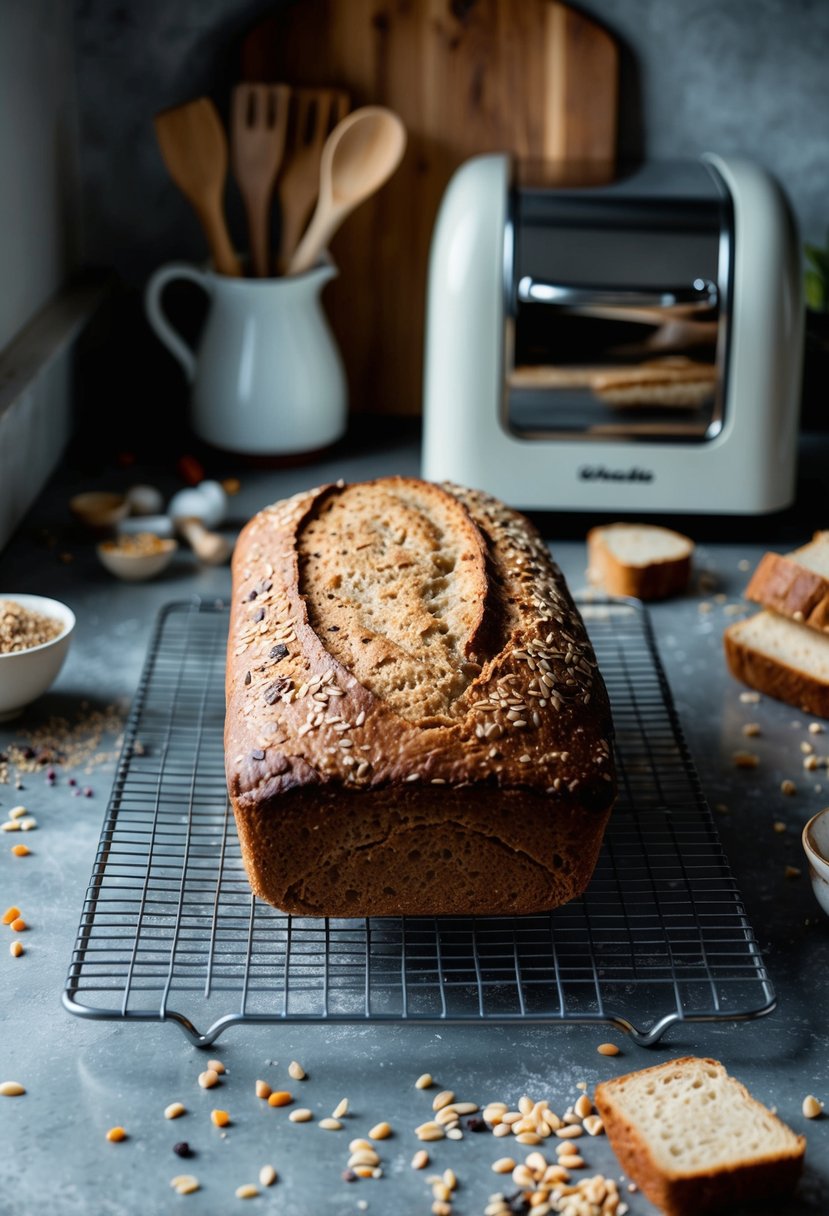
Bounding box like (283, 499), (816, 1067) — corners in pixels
(225, 477), (615, 810)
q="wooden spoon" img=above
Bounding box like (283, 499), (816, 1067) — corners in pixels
(231, 83), (290, 277)
(288, 107), (406, 276)
(276, 88), (349, 272)
(154, 98), (242, 277)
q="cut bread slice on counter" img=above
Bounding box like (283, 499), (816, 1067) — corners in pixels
(724, 608), (829, 718)
(587, 523), (693, 600)
(594, 1057), (806, 1216)
(745, 531), (829, 634)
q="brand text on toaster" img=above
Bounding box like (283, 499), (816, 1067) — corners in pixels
(578, 466), (655, 483)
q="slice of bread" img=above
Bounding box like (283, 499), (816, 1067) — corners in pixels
(594, 1057), (805, 1216)
(587, 523), (694, 600)
(724, 608), (829, 718)
(745, 532), (829, 634)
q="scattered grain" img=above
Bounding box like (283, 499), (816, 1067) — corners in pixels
(255, 1080), (271, 1100)
(492, 1157), (516, 1174)
(2, 906), (20, 926)
(207, 1059), (225, 1075)
(412, 1150), (430, 1169)
(9, 918), (26, 932)
(809, 722), (824, 735)
(288, 1108), (312, 1123)
(0, 1082), (25, 1096)
(415, 1073), (433, 1090)
(780, 779), (797, 796)
(211, 1109), (230, 1127)
(597, 1043), (620, 1056)
(319, 1117), (342, 1131)
(259, 1164), (277, 1187)
(171, 1175), (199, 1195)
(733, 750), (759, 769)
(198, 1070), (219, 1089)
(739, 691), (760, 704)
(333, 1098), (348, 1119)
(10, 844), (30, 857)
(9, 941), (23, 958)
(288, 1060), (306, 1081)
(165, 1103), (186, 1120)
(773, 821), (786, 834)
(802, 1095), (823, 1119)
(268, 1091), (292, 1107)
(235, 1184), (259, 1199)
(106, 1127), (127, 1142)
(369, 1121), (392, 1140)
(432, 1090), (455, 1111)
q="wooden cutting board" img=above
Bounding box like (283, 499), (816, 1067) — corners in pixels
(241, 0), (619, 416)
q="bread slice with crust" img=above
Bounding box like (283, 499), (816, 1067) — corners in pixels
(587, 523), (693, 600)
(745, 532), (829, 634)
(724, 608), (829, 718)
(594, 1057), (806, 1216)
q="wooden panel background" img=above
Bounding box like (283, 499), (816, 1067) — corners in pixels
(241, 0), (618, 415)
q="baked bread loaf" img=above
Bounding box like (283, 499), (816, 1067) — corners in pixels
(724, 608), (829, 718)
(594, 1057), (806, 1216)
(587, 523), (694, 601)
(745, 532), (829, 634)
(225, 477), (616, 917)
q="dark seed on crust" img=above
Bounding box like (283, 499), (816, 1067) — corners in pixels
(263, 678), (291, 705)
(244, 672), (252, 686)
(270, 644), (289, 661)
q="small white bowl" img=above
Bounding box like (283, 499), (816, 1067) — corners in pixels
(0, 594), (75, 721)
(97, 538), (177, 582)
(803, 807), (829, 919)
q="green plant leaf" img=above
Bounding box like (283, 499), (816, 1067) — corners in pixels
(805, 268), (826, 311)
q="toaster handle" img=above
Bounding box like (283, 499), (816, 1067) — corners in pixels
(517, 276), (717, 317)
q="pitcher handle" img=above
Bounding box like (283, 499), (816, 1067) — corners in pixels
(144, 263), (211, 383)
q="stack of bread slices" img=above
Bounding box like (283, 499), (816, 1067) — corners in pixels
(725, 531), (829, 718)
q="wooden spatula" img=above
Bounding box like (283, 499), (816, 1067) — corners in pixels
(231, 83), (290, 277)
(276, 88), (349, 272)
(154, 98), (242, 277)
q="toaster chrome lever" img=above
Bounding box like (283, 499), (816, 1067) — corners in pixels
(517, 277), (718, 316)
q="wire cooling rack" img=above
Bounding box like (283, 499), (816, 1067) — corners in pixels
(63, 599), (775, 1047)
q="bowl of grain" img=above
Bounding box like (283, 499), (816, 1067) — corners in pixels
(97, 532), (178, 581)
(803, 806), (829, 919)
(0, 595), (75, 720)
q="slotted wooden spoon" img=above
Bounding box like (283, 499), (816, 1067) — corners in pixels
(276, 88), (349, 272)
(154, 98), (241, 277)
(231, 83), (290, 277)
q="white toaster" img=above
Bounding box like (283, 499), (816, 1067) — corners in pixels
(422, 154), (802, 515)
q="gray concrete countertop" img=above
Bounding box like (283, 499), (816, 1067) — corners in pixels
(0, 434), (827, 1215)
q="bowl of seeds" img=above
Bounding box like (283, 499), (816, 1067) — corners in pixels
(0, 595), (75, 720)
(97, 532), (178, 581)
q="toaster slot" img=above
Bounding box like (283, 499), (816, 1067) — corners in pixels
(504, 163), (729, 443)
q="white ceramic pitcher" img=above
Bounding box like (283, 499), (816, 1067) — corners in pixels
(144, 261), (347, 455)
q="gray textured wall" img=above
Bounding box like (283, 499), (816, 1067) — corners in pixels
(72, 0), (829, 278)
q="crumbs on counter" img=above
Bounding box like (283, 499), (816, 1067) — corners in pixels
(733, 750), (760, 769)
(0, 701), (126, 785)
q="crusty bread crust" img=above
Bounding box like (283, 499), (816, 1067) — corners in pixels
(724, 620), (829, 718)
(587, 525), (693, 601)
(595, 1057), (806, 1216)
(746, 546), (829, 634)
(225, 477), (616, 917)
